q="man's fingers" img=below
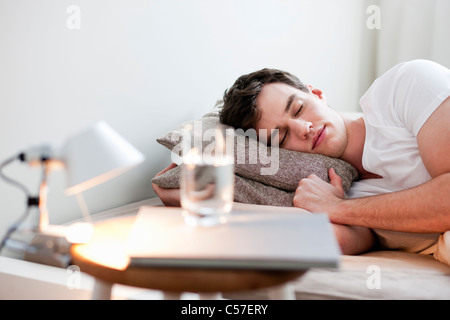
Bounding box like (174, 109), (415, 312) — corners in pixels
(329, 168), (343, 189)
(298, 174), (318, 186)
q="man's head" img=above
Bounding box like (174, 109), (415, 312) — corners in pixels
(220, 68), (348, 158)
(220, 68), (310, 131)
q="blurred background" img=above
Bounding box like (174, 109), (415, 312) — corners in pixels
(0, 0), (449, 235)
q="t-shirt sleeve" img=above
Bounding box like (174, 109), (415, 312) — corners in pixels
(391, 60), (450, 136)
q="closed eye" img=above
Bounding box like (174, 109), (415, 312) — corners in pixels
(281, 104), (303, 145)
(280, 130), (288, 146)
(280, 104), (303, 146)
(295, 104), (303, 117)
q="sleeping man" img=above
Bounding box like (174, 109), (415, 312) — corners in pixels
(152, 60), (450, 257)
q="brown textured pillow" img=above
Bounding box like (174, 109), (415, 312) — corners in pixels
(152, 165), (295, 207)
(152, 101), (358, 207)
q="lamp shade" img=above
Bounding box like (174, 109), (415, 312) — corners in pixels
(63, 121), (145, 195)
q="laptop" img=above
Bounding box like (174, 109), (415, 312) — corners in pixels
(126, 206), (340, 270)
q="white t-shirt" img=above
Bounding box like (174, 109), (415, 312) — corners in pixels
(348, 60), (450, 252)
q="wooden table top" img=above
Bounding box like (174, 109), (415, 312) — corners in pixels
(70, 214), (305, 293)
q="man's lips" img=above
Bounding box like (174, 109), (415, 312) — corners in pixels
(312, 126), (326, 150)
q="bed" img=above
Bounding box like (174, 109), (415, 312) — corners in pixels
(151, 101), (450, 299)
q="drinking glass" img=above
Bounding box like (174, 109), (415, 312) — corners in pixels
(180, 123), (234, 227)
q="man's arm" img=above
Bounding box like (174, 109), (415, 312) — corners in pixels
(294, 96), (450, 233)
(152, 163), (181, 207)
(154, 166), (375, 254)
(333, 173), (450, 233)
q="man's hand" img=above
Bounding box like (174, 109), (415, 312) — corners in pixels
(293, 168), (345, 214)
(152, 163), (181, 207)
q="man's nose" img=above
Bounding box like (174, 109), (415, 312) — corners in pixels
(287, 119), (313, 139)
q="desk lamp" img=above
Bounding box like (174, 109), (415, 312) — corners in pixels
(0, 121), (145, 267)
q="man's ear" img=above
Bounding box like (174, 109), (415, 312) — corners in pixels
(307, 84), (326, 102)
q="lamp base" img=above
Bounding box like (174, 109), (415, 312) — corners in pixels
(23, 233), (72, 268)
(4, 232), (72, 268)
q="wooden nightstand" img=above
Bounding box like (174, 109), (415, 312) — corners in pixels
(71, 200), (339, 299)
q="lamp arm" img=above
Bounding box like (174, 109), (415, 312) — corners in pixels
(38, 163), (50, 232)
(21, 144), (65, 169)
(20, 145), (63, 232)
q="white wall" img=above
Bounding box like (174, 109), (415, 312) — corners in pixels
(0, 0), (448, 239)
(375, 0), (450, 75)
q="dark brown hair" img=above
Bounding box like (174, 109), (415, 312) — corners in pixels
(219, 68), (309, 130)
